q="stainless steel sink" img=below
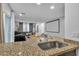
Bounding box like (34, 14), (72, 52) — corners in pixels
(38, 41), (68, 50)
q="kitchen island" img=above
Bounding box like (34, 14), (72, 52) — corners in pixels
(0, 36), (78, 56)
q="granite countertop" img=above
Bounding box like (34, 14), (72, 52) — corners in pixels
(0, 36), (78, 56)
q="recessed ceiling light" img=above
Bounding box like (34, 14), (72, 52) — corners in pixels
(37, 3), (41, 5)
(19, 13), (25, 16)
(19, 13), (23, 16)
(50, 6), (55, 10)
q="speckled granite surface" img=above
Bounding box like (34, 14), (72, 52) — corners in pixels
(0, 36), (78, 56)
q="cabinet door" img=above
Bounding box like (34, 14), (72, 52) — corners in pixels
(58, 50), (76, 56)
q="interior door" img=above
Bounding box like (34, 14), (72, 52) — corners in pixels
(29, 23), (33, 32)
(19, 22), (23, 32)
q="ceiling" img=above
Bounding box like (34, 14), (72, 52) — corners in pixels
(9, 3), (65, 23)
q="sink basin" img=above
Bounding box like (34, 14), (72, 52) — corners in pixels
(38, 41), (68, 50)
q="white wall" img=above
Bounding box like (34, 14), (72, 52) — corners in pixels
(39, 23), (45, 34)
(2, 4), (11, 16)
(65, 3), (79, 56)
(65, 3), (79, 41)
(36, 23), (45, 35)
(45, 17), (65, 37)
(15, 22), (19, 31)
(23, 22), (27, 32)
(23, 22), (29, 32)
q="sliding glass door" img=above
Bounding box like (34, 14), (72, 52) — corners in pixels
(3, 13), (11, 43)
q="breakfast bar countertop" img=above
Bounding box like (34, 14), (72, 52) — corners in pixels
(0, 36), (78, 56)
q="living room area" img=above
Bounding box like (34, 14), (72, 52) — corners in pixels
(14, 19), (45, 42)
(0, 3), (64, 43)
(15, 21), (37, 42)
